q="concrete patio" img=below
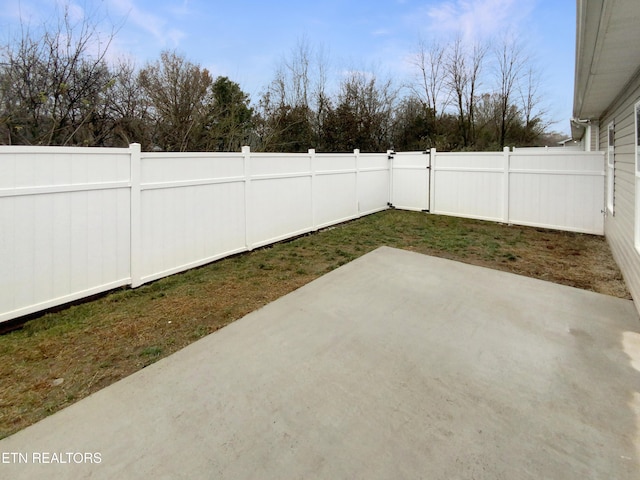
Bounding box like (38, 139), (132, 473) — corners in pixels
(1, 246), (639, 479)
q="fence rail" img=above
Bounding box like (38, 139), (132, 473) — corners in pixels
(1, 144), (604, 323)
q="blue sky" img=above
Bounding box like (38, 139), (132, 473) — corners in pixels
(1, 0), (576, 133)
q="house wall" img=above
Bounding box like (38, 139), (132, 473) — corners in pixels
(600, 74), (640, 306)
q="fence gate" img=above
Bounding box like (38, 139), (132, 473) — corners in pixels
(389, 151), (430, 211)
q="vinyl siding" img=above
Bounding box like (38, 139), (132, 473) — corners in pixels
(600, 75), (640, 310)
(591, 122), (600, 151)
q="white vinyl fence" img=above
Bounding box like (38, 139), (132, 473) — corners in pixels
(390, 152), (430, 212)
(1, 147), (133, 324)
(427, 147), (605, 234)
(135, 147), (389, 286)
(0, 145), (389, 323)
(1, 144), (604, 323)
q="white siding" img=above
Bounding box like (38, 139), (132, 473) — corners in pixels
(600, 75), (640, 308)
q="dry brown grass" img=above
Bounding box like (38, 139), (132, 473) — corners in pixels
(0, 210), (630, 439)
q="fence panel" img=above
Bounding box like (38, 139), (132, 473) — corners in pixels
(394, 149), (604, 234)
(313, 153), (358, 229)
(248, 153), (314, 248)
(391, 152), (429, 211)
(356, 153), (390, 215)
(431, 152), (505, 222)
(508, 152), (605, 233)
(139, 152), (247, 284)
(0, 147), (132, 323)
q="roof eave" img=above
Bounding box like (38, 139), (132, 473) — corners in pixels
(572, 0), (604, 122)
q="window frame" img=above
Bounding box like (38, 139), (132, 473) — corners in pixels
(634, 103), (640, 252)
(607, 121), (615, 215)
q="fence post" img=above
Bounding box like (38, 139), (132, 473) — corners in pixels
(430, 148), (437, 213)
(387, 149), (394, 207)
(354, 149), (361, 215)
(129, 143), (142, 287)
(503, 146), (510, 224)
(242, 146), (252, 250)
(309, 148), (317, 229)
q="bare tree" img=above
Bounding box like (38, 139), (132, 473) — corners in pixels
(493, 36), (526, 148)
(517, 65), (549, 144)
(139, 51), (212, 152)
(0, 4), (116, 145)
(322, 69), (398, 152)
(445, 38), (469, 146)
(286, 37), (311, 109)
(444, 37), (487, 148)
(258, 37), (331, 151)
(105, 58), (152, 147)
(311, 44), (331, 144)
(411, 39), (449, 121)
(263, 37), (314, 110)
(465, 42), (487, 146)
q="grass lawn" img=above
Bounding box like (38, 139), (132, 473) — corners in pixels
(0, 209), (630, 439)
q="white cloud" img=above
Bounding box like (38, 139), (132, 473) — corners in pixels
(0, 0), (47, 29)
(417, 0), (535, 43)
(167, 0), (192, 17)
(372, 28), (391, 37)
(59, 0), (85, 23)
(106, 0), (186, 48)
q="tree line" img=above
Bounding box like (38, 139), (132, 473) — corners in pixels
(0, 9), (555, 152)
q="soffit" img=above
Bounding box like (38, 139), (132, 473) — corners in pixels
(573, 0), (640, 120)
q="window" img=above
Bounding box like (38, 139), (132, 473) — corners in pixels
(607, 122), (615, 215)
